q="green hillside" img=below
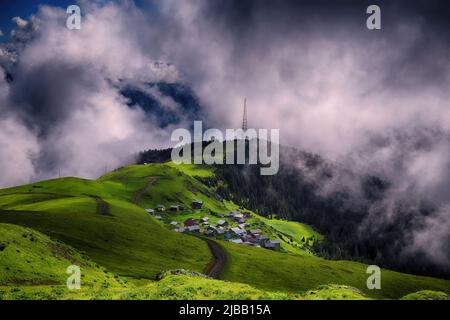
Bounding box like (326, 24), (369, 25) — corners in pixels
(220, 241), (450, 300)
(1, 162), (449, 300)
(400, 290), (449, 300)
(0, 223), (118, 286)
(0, 179), (212, 278)
(0, 223), (131, 300)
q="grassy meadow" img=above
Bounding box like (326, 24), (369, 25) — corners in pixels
(1, 162), (449, 300)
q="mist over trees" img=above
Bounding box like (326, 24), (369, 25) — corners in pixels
(137, 142), (450, 279)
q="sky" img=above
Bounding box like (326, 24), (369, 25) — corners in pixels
(0, 0), (450, 269)
(0, 0), (156, 42)
(0, 0), (73, 42)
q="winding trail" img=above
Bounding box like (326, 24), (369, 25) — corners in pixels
(203, 238), (228, 279)
(133, 177), (158, 204)
(93, 197), (110, 216)
(130, 176), (227, 278)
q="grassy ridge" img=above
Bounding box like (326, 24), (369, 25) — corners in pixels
(120, 273), (298, 300)
(0, 223), (122, 288)
(0, 194), (211, 279)
(0, 165), (215, 278)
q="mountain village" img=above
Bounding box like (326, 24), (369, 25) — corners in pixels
(145, 200), (282, 250)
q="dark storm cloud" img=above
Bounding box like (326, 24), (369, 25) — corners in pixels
(198, 0), (450, 91)
(10, 62), (100, 135)
(202, 0), (450, 31)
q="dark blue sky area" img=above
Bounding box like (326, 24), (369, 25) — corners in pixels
(0, 0), (153, 42)
(0, 0), (73, 41)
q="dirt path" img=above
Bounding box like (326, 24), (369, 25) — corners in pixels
(203, 239), (228, 279)
(93, 197), (110, 216)
(133, 177), (158, 204)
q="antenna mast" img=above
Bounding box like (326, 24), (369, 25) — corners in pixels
(242, 98), (248, 131)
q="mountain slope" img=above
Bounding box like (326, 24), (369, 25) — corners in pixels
(220, 240), (450, 300)
(0, 163), (449, 300)
(0, 177), (212, 278)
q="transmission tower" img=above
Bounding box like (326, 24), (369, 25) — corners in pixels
(242, 98), (248, 131)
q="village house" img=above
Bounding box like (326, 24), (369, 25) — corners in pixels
(187, 225), (200, 233)
(170, 221), (178, 227)
(230, 239), (243, 244)
(170, 205), (180, 212)
(184, 219), (197, 227)
(243, 235), (259, 244)
(155, 204), (166, 212)
(271, 240), (281, 246)
(258, 235), (269, 246)
(174, 227), (186, 233)
(154, 215), (163, 220)
(263, 239), (281, 250)
(200, 217), (209, 223)
(217, 220), (228, 227)
(231, 227), (246, 236)
(145, 208), (155, 214)
(265, 242), (275, 249)
(230, 212), (244, 220)
(250, 229), (262, 235)
(192, 200), (203, 209)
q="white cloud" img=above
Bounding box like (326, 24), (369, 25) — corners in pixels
(0, 3), (182, 184)
(0, 76), (39, 188)
(12, 16), (28, 28)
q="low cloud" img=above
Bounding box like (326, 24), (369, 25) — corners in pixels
(0, 74), (39, 187)
(409, 205), (450, 268)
